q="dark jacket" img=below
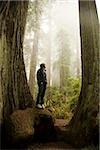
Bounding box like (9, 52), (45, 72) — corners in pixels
(37, 68), (47, 85)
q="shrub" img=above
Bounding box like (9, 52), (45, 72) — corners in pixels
(45, 77), (81, 120)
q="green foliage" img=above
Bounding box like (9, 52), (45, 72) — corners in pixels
(65, 77), (81, 111)
(45, 77), (81, 120)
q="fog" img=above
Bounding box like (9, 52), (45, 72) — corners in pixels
(24, 0), (82, 84)
(24, 0), (99, 86)
(22, 0), (100, 119)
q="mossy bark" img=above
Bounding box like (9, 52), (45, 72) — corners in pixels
(0, 1), (33, 119)
(69, 0), (99, 147)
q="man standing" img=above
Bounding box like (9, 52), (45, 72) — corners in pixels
(36, 63), (47, 109)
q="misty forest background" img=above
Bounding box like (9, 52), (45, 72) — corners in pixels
(0, 0), (99, 149)
(24, 0), (81, 121)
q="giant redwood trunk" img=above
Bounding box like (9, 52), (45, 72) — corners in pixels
(68, 0), (99, 147)
(0, 1), (33, 119)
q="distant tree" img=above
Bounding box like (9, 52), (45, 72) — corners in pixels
(27, 0), (49, 98)
(52, 61), (60, 87)
(0, 1), (33, 119)
(56, 28), (71, 92)
(46, 0), (52, 87)
(28, 0), (40, 99)
(24, 0), (47, 98)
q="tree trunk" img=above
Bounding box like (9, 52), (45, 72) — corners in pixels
(76, 41), (81, 77)
(29, 0), (39, 99)
(69, 0), (99, 147)
(60, 60), (66, 92)
(46, 0), (52, 87)
(29, 29), (38, 99)
(0, 1), (33, 119)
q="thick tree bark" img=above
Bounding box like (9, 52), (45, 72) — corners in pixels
(76, 43), (81, 77)
(69, 0), (99, 146)
(0, 1), (33, 119)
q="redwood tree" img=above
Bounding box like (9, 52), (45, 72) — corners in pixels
(28, 0), (39, 99)
(68, 0), (99, 146)
(0, 1), (33, 119)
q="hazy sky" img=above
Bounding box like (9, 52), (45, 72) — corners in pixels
(41, 0), (81, 59)
(41, 0), (99, 60)
(52, 0), (80, 49)
(38, 0), (82, 79)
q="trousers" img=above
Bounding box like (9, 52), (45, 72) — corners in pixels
(36, 82), (46, 105)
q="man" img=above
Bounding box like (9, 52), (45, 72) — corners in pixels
(36, 63), (47, 109)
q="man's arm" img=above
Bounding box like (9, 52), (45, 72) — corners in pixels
(37, 70), (43, 83)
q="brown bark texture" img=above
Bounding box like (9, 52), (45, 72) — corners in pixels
(69, 0), (99, 146)
(0, 1), (33, 119)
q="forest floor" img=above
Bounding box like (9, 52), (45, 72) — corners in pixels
(27, 119), (76, 150)
(27, 141), (75, 150)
